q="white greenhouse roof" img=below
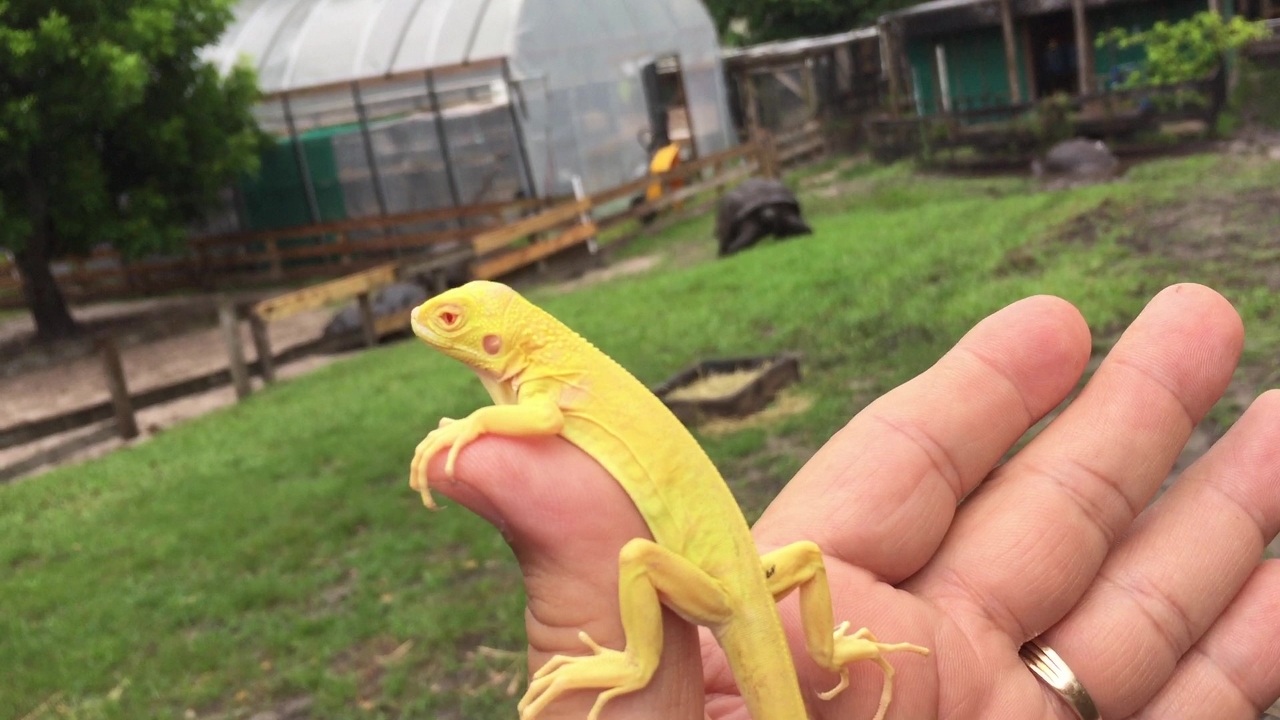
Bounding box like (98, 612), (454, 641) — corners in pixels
(204, 0), (522, 94)
(722, 27), (878, 64)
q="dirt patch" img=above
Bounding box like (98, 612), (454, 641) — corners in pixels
(0, 350), (352, 482)
(0, 292), (350, 482)
(0, 295), (227, 379)
(1119, 187), (1280, 291)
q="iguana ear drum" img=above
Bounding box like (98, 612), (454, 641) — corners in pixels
(483, 335), (502, 355)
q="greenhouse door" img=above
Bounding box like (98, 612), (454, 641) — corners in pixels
(640, 54), (699, 158)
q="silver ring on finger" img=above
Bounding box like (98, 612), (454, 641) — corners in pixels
(1020, 639), (1102, 720)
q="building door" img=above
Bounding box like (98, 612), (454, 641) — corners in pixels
(1027, 12), (1079, 98)
(639, 54), (698, 157)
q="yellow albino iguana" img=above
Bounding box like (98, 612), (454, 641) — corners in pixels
(408, 280), (928, 720)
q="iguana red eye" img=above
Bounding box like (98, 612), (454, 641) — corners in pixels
(439, 311), (458, 327)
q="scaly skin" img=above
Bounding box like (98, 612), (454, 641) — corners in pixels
(408, 280), (929, 720)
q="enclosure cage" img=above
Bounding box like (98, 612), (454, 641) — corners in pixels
(199, 0), (739, 241)
(722, 28), (885, 140)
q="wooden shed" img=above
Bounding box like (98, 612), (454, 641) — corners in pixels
(877, 0), (1236, 117)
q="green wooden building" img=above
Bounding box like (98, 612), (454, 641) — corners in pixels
(878, 0), (1233, 116)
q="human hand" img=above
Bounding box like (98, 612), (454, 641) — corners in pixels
(425, 283), (1280, 720)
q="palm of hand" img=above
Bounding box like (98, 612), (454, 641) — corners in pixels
(426, 285), (1280, 720)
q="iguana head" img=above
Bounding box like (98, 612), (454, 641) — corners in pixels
(411, 281), (522, 376)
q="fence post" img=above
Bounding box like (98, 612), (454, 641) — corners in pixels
(356, 292), (378, 348)
(755, 133), (780, 179)
(218, 297), (253, 400)
(97, 337), (140, 440)
(248, 312), (276, 384)
(266, 238), (283, 281)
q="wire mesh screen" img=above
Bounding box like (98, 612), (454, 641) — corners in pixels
(751, 65), (816, 133)
(230, 64), (531, 237)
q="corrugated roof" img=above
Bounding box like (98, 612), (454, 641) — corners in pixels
(203, 0), (522, 94)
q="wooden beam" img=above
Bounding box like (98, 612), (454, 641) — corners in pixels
(880, 20), (904, 116)
(471, 222), (598, 281)
(192, 197), (539, 252)
(356, 292), (377, 348)
(999, 0), (1023, 104)
(743, 74), (762, 137)
(253, 263), (397, 322)
(471, 199), (592, 256)
(97, 337), (139, 440)
(247, 313), (276, 384)
(1022, 20), (1039, 100)
(218, 299), (252, 400)
(1072, 0), (1093, 95)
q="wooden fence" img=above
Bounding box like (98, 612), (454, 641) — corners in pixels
(0, 197), (543, 310)
(1, 139), (780, 480)
(0, 135), (794, 311)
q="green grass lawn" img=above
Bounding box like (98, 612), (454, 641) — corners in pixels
(4, 153), (1280, 720)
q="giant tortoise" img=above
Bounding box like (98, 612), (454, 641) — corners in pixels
(714, 178), (813, 257)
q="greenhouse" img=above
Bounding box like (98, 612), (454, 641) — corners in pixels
(203, 0), (737, 234)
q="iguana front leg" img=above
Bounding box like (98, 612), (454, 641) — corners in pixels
(761, 541), (929, 720)
(409, 399), (564, 508)
(518, 538), (733, 720)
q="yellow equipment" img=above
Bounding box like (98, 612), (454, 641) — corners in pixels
(645, 141), (684, 203)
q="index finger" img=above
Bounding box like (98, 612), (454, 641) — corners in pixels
(754, 295), (1092, 581)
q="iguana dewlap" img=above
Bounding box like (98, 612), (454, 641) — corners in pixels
(408, 280), (928, 720)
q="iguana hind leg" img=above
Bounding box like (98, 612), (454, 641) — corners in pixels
(761, 541), (929, 720)
(518, 538), (732, 720)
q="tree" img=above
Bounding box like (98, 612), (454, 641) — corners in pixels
(1096, 11), (1269, 87)
(0, 0), (263, 340)
(706, 0), (919, 45)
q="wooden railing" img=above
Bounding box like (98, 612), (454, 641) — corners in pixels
(0, 197), (543, 309)
(190, 197), (543, 285)
(0, 139), (778, 310)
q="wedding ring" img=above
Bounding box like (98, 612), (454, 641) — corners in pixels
(1020, 639), (1101, 720)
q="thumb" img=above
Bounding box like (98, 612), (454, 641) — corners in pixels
(426, 434), (709, 720)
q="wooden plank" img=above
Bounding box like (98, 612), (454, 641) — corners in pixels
(356, 292), (377, 348)
(471, 199), (593, 256)
(604, 196), (722, 257)
(374, 307), (415, 337)
(218, 299), (252, 400)
(97, 337), (140, 440)
(471, 222), (598, 281)
(248, 314), (276, 384)
(999, 0), (1022, 104)
(599, 161), (759, 234)
(396, 247), (473, 280)
(589, 143), (757, 208)
(253, 263), (397, 322)
(193, 197), (536, 252)
(262, 229), (473, 263)
(779, 135), (827, 164)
